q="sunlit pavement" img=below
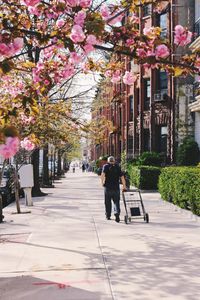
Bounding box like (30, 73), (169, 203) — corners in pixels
(0, 168), (200, 300)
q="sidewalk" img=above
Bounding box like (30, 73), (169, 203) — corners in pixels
(0, 169), (200, 300)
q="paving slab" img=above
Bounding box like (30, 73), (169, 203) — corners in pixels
(0, 169), (200, 300)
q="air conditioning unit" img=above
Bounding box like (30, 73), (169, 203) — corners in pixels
(154, 90), (168, 102)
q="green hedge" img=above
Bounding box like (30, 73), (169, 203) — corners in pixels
(158, 167), (200, 216)
(128, 165), (161, 190)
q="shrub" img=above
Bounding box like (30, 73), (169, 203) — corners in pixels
(137, 151), (163, 167)
(158, 167), (200, 216)
(128, 165), (161, 190)
(176, 138), (200, 166)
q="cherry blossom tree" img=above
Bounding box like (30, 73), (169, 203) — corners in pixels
(0, 0), (199, 159)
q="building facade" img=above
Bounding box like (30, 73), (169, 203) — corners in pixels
(91, 0), (195, 163)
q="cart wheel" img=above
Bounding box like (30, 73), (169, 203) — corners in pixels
(128, 217), (131, 222)
(144, 213), (149, 223)
(124, 216), (128, 224)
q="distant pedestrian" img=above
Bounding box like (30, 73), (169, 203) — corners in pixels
(101, 156), (127, 222)
(82, 164), (86, 172)
(72, 165), (75, 173)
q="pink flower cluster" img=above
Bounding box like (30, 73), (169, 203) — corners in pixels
(74, 11), (86, 27)
(100, 4), (124, 25)
(70, 25), (86, 43)
(66, 0), (92, 8)
(0, 37), (23, 58)
(155, 44), (170, 59)
(111, 70), (121, 83)
(22, 0), (41, 6)
(20, 138), (35, 151)
(0, 137), (20, 159)
(174, 25), (192, 46)
(123, 71), (136, 85)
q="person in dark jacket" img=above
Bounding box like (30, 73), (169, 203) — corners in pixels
(101, 156), (126, 222)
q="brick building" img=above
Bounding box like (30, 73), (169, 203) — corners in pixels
(189, 0), (200, 148)
(91, 0), (195, 163)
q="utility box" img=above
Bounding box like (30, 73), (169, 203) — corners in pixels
(19, 164), (34, 206)
(19, 164), (34, 188)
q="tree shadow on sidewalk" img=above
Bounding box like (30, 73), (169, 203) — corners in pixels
(100, 233), (200, 300)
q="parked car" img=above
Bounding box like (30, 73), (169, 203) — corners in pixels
(0, 166), (24, 208)
(0, 167), (15, 208)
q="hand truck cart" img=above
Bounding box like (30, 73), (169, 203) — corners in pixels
(122, 189), (149, 224)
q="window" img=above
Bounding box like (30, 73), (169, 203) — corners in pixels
(129, 95), (133, 121)
(144, 129), (150, 151)
(156, 70), (168, 91)
(144, 79), (150, 110)
(127, 135), (133, 156)
(155, 126), (168, 153)
(159, 13), (167, 38)
(143, 4), (151, 17)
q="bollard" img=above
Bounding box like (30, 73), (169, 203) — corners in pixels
(24, 187), (33, 206)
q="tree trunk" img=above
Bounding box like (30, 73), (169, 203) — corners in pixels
(0, 195), (3, 223)
(0, 161), (6, 222)
(31, 149), (47, 196)
(57, 150), (62, 177)
(42, 144), (52, 187)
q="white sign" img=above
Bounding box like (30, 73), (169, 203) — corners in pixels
(19, 164), (34, 188)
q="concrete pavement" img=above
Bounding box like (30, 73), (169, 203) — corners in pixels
(0, 169), (200, 300)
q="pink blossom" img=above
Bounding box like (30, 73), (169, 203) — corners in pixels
(143, 27), (153, 36)
(28, 6), (40, 16)
(174, 25), (192, 46)
(66, 0), (79, 7)
(136, 48), (147, 58)
(44, 79), (50, 85)
(23, 0), (41, 6)
(0, 137), (20, 159)
(70, 25), (86, 43)
(21, 138), (35, 151)
(101, 5), (124, 25)
(13, 38), (24, 52)
(0, 38), (23, 58)
(123, 71), (136, 85)
(79, 0), (92, 8)
(69, 52), (82, 64)
(125, 39), (134, 47)
(146, 50), (155, 57)
(100, 4), (110, 19)
(84, 43), (94, 54)
(56, 19), (65, 28)
(155, 44), (170, 59)
(0, 43), (9, 56)
(74, 11), (86, 27)
(174, 25), (185, 36)
(86, 35), (97, 45)
(61, 64), (75, 79)
(143, 27), (157, 39)
(105, 70), (112, 78)
(111, 70), (121, 83)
